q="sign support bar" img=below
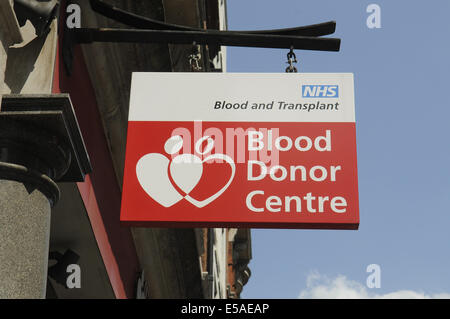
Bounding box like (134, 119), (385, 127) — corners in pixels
(72, 28), (341, 51)
(63, 0), (341, 74)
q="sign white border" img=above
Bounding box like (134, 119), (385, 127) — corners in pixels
(129, 73), (355, 123)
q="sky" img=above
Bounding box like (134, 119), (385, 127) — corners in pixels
(226, 0), (450, 299)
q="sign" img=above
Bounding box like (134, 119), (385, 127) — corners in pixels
(121, 73), (359, 229)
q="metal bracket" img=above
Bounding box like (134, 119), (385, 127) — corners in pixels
(63, 0), (341, 75)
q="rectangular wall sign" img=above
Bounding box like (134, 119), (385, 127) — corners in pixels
(121, 73), (359, 229)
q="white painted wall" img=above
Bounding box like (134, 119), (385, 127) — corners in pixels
(212, 228), (228, 298)
(210, 0), (228, 72)
(209, 0), (231, 299)
(0, 1), (57, 100)
(0, 0), (22, 107)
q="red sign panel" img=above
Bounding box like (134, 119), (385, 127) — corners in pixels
(121, 73), (359, 229)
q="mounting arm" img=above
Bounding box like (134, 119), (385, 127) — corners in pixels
(63, 0), (341, 74)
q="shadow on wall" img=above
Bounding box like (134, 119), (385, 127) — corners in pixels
(4, 24), (48, 93)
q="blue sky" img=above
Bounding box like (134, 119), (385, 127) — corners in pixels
(227, 0), (450, 298)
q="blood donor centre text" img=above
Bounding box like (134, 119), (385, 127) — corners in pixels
(244, 129), (348, 215)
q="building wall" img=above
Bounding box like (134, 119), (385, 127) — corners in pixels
(208, 0), (233, 300)
(213, 228), (228, 298)
(0, 0), (122, 299)
(0, 0), (251, 299)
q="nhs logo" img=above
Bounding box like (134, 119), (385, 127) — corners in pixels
(302, 85), (339, 98)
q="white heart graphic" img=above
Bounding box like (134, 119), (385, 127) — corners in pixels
(136, 153), (183, 207)
(169, 154), (203, 194)
(184, 153), (235, 208)
(136, 135), (235, 209)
